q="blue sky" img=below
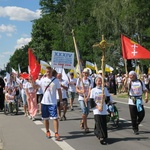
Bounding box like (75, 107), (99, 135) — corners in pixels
(0, 0), (41, 70)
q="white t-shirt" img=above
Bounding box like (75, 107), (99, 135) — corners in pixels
(36, 79), (43, 94)
(76, 78), (92, 101)
(5, 93), (14, 103)
(143, 77), (149, 85)
(56, 79), (68, 99)
(116, 76), (122, 83)
(128, 80), (147, 105)
(40, 77), (60, 105)
(21, 79), (28, 94)
(88, 76), (94, 88)
(90, 87), (110, 115)
(25, 82), (36, 93)
(6, 80), (16, 90)
(68, 78), (77, 92)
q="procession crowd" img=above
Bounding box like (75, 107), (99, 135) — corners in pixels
(0, 67), (149, 145)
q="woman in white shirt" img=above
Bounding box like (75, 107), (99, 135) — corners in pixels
(90, 76), (111, 145)
(76, 68), (92, 133)
(25, 75), (39, 121)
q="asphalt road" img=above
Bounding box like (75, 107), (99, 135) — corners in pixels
(0, 95), (150, 150)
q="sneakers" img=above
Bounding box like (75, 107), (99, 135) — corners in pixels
(70, 108), (74, 111)
(46, 131), (61, 140)
(32, 117), (35, 121)
(46, 131), (51, 139)
(55, 133), (61, 141)
(28, 115), (32, 120)
(59, 116), (66, 121)
(24, 113), (27, 117)
(63, 115), (66, 121)
(100, 138), (108, 145)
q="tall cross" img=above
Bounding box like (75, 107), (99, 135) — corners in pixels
(131, 44), (138, 56)
(92, 35), (113, 111)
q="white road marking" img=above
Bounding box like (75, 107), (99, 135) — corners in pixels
(34, 120), (43, 125)
(119, 118), (143, 126)
(41, 128), (75, 150)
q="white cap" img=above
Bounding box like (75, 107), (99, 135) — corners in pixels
(98, 70), (102, 74)
(83, 68), (89, 73)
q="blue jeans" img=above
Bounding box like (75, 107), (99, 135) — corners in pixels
(79, 100), (90, 115)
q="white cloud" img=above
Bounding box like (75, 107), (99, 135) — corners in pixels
(15, 37), (31, 49)
(0, 54), (5, 58)
(0, 6), (41, 21)
(0, 24), (16, 33)
(3, 51), (13, 55)
(6, 33), (12, 37)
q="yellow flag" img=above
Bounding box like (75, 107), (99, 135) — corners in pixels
(105, 64), (114, 72)
(85, 61), (95, 70)
(70, 66), (77, 78)
(135, 65), (140, 79)
(148, 67), (150, 74)
(40, 60), (50, 75)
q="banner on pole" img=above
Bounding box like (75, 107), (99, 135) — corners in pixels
(51, 51), (74, 69)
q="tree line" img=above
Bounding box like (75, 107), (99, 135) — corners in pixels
(7, 0), (150, 74)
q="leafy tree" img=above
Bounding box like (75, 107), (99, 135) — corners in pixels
(9, 45), (29, 73)
(7, 0), (150, 74)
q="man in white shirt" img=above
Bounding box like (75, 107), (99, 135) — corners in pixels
(68, 72), (77, 111)
(116, 74), (123, 94)
(36, 73), (43, 114)
(40, 66), (62, 141)
(56, 73), (68, 121)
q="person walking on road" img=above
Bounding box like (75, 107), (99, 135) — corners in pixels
(20, 76), (29, 116)
(76, 68), (92, 133)
(25, 75), (38, 121)
(36, 73), (43, 114)
(40, 66), (62, 140)
(56, 73), (68, 121)
(68, 72), (77, 111)
(90, 76), (110, 145)
(0, 76), (5, 111)
(127, 71), (148, 135)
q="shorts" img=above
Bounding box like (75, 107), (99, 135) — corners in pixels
(79, 100), (90, 115)
(57, 98), (68, 107)
(21, 93), (27, 105)
(41, 104), (58, 120)
(68, 91), (75, 99)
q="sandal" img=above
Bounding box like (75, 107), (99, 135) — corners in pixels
(80, 120), (84, 129)
(85, 128), (90, 133)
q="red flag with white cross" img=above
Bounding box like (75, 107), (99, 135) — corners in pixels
(121, 34), (150, 59)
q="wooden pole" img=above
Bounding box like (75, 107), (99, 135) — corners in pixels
(71, 30), (87, 106)
(101, 35), (106, 109)
(93, 35), (110, 110)
(71, 30), (82, 77)
(124, 59), (128, 75)
(101, 35), (105, 109)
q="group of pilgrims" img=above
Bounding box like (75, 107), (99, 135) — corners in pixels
(0, 66), (149, 144)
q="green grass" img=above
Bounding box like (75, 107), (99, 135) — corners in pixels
(117, 92), (150, 101)
(117, 93), (128, 98)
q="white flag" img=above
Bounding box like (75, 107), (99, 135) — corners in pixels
(12, 68), (18, 75)
(40, 60), (50, 75)
(86, 61), (95, 70)
(105, 64), (114, 72)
